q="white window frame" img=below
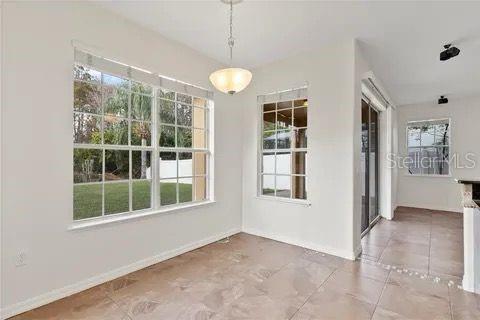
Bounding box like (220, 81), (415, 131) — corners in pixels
(72, 50), (214, 227)
(257, 87), (309, 203)
(406, 118), (451, 177)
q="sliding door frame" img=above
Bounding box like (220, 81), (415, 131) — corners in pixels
(361, 96), (381, 238)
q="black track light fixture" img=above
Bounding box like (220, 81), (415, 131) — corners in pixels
(440, 44), (460, 61)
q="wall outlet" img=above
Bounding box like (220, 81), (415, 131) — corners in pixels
(15, 251), (27, 267)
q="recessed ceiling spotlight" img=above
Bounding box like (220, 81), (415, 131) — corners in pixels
(440, 44), (460, 61)
(438, 95), (448, 104)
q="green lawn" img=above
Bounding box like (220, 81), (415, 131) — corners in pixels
(74, 181), (192, 220)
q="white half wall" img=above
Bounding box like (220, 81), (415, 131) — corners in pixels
(1, 2), (243, 316)
(396, 96), (480, 212)
(241, 40), (359, 259)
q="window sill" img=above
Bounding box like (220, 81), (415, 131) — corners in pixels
(255, 196), (311, 207)
(404, 174), (452, 178)
(68, 200), (216, 231)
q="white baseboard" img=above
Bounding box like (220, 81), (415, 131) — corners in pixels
(1, 228), (241, 320)
(243, 227), (357, 260)
(395, 203), (462, 213)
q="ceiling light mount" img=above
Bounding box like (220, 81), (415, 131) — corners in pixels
(209, 0), (252, 95)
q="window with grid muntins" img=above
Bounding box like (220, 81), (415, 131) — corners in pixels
(73, 60), (211, 221)
(259, 94), (308, 200)
(406, 119), (450, 176)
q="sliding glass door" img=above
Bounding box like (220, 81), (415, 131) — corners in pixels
(361, 99), (379, 235)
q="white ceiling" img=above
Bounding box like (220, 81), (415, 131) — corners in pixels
(99, 1), (480, 106)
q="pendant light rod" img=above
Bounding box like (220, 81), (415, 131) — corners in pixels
(210, 0), (252, 95)
(228, 0), (234, 65)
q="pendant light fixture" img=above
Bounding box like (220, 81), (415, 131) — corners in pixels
(209, 0), (252, 95)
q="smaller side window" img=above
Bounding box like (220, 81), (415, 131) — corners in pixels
(406, 119), (450, 175)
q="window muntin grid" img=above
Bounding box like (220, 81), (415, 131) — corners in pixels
(73, 64), (211, 221)
(260, 99), (308, 200)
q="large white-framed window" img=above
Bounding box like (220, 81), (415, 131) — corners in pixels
(406, 118), (450, 176)
(258, 88), (308, 200)
(73, 49), (212, 221)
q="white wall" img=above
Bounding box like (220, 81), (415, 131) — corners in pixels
(1, 2), (243, 316)
(396, 96), (480, 212)
(241, 40), (359, 259)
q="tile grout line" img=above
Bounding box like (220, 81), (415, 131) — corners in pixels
(427, 211), (433, 277)
(287, 267), (337, 320)
(106, 295), (133, 320)
(369, 268), (392, 320)
(376, 235), (393, 263)
(447, 285), (454, 320)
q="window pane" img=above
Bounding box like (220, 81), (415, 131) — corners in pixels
(292, 176), (307, 200)
(179, 152), (193, 177)
(103, 86), (128, 118)
(407, 126), (421, 147)
(434, 160), (450, 175)
(105, 150), (129, 181)
(73, 148), (102, 183)
(193, 128), (205, 148)
(294, 99), (308, 108)
(194, 152), (206, 175)
(132, 151), (152, 179)
(158, 88), (175, 100)
(74, 81), (102, 114)
(277, 108), (292, 130)
(277, 101), (292, 110)
(132, 180), (151, 211)
(262, 152), (275, 174)
(420, 125), (435, 147)
(74, 183), (102, 220)
(179, 178), (193, 203)
(263, 112), (276, 131)
(160, 179), (177, 206)
(193, 107), (205, 129)
(104, 182), (129, 215)
(434, 124), (449, 145)
(194, 177), (206, 201)
(176, 103), (192, 126)
(131, 81), (152, 95)
(263, 131), (276, 150)
(74, 65), (101, 83)
(159, 99), (175, 124)
(262, 175), (275, 196)
(159, 125), (175, 147)
(131, 121), (151, 146)
(160, 152), (177, 179)
(293, 107), (307, 127)
(177, 93), (192, 104)
(276, 152), (291, 174)
(102, 74), (129, 89)
(263, 103), (276, 112)
(104, 116), (128, 145)
(276, 175), (291, 198)
(131, 94), (152, 121)
(276, 130), (291, 149)
(177, 127), (192, 148)
(294, 128), (307, 148)
(407, 147), (421, 175)
(193, 97), (206, 108)
(73, 113), (102, 144)
(293, 152), (307, 175)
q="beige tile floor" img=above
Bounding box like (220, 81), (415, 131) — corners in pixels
(10, 218), (479, 319)
(362, 206), (464, 280)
